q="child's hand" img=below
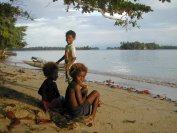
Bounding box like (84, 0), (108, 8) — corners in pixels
(65, 64), (70, 71)
(81, 83), (88, 89)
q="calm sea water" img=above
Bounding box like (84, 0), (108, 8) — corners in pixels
(7, 50), (177, 100)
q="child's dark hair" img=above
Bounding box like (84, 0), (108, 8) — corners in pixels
(69, 63), (88, 79)
(43, 62), (58, 78)
(66, 30), (76, 38)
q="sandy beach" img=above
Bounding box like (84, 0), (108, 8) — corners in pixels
(0, 62), (177, 133)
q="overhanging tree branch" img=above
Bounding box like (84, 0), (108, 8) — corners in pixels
(8, 0), (171, 28)
(58, 0), (170, 28)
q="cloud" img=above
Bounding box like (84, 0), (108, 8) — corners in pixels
(11, 0), (177, 47)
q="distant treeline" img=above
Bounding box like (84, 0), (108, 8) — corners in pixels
(160, 46), (177, 49)
(107, 41), (177, 50)
(107, 47), (120, 50)
(120, 41), (160, 50)
(77, 46), (99, 50)
(11, 46), (99, 51)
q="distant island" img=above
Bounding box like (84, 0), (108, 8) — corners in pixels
(11, 46), (99, 51)
(160, 46), (177, 49)
(107, 41), (177, 50)
(107, 47), (120, 50)
(120, 41), (160, 50)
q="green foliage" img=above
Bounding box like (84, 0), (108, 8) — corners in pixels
(76, 45), (99, 50)
(53, 0), (170, 28)
(120, 41), (160, 50)
(107, 47), (119, 50)
(0, 3), (31, 51)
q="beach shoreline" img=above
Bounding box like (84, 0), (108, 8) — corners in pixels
(0, 62), (177, 133)
(7, 60), (177, 101)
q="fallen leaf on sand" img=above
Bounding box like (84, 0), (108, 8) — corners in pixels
(5, 111), (21, 131)
(7, 118), (21, 131)
(6, 111), (16, 119)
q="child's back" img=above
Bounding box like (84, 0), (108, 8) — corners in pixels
(65, 80), (78, 110)
(38, 78), (60, 102)
(38, 62), (63, 111)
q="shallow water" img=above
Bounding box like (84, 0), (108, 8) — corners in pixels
(7, 50), (177, 100)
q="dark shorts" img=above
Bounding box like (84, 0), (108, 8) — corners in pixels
(70, 101), (90, 117)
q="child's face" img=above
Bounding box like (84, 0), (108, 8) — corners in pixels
(76, 71), (86, 85)
(66, 35), (75, 45)
(50, 69), (58, 81)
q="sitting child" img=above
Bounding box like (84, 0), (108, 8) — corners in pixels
(38, 62), (63, 111)
(65, 63), (101, 125)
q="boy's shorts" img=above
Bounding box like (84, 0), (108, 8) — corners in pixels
(70, 101), (90, 117)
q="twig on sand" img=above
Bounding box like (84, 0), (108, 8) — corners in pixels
(123, 120), (136, 123)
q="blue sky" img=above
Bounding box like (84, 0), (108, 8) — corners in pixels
(2, 0), (177, 48)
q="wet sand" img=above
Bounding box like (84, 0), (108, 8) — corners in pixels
(0, 62), (177, 133)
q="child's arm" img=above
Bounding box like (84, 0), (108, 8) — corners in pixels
(71, 45), (77, 63)
(42, 86), (48, 102)
(71, 57), (76, 64)
(56, 55), (65, 64)
(41, 86), (50, 110)
(53, 82), (60, 97)
(80, 83), (88, 101)
(75, 84), (84, 105)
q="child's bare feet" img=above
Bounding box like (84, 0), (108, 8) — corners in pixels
(98, 100), (102, 107)
(84, 115), (94, 127)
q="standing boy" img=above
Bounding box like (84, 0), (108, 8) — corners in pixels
(56, 30), (77, 83)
